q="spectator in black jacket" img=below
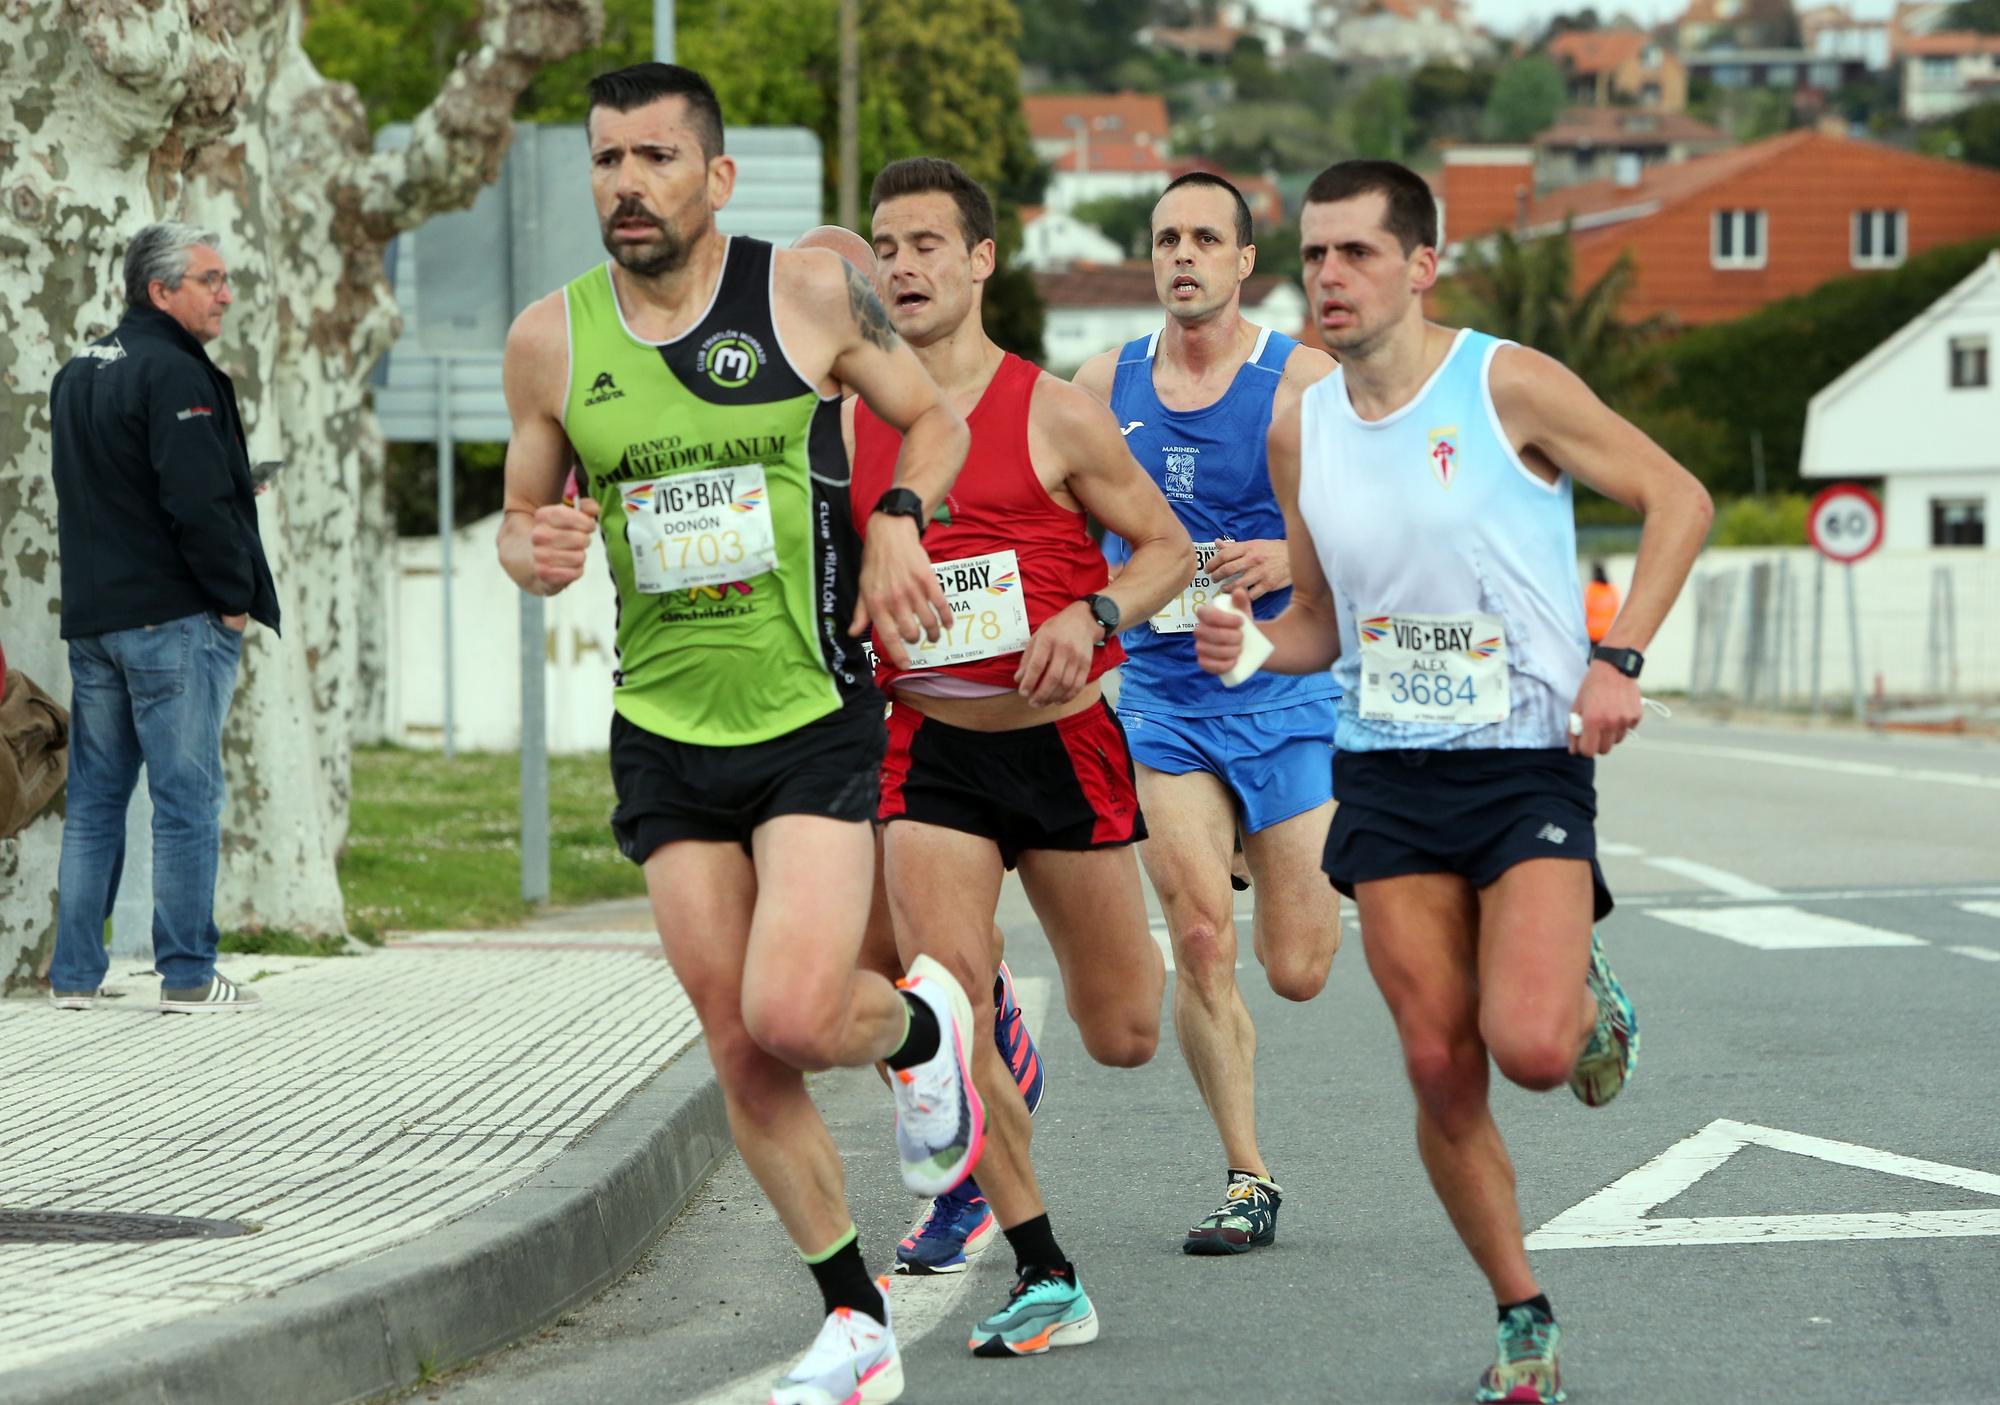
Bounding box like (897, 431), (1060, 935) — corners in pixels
(47, 221), (279, 1014)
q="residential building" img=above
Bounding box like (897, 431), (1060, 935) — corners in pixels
(1534, 107), (1731, 189)
(1803, 251), (2000, 550)
(1045, 140), (1173, 214)
(1681, 47), (1872, 103)
(1438, 130), (2000, 326)
(1017, 208), (1126, 272)
(1167, 158), (1286, 228)
(1900, 33), (2000, 122)
(1035, 263), (1308, 374)
(1023, 92), (1171, 168)
(1139, 4), (1291, 65)
(1548, 28), (1689, 110)
(1309, 0), (1492, 70)
(1800, 4), (1893, 69)
(1676, 0), (1802, 52)
(1890, 1), (1956, 52)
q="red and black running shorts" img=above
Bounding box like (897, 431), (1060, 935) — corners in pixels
(878, 696), (1147, 869)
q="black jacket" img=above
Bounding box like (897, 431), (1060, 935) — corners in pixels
(50, 306), (280, 639)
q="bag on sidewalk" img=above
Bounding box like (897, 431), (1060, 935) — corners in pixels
(0, 666), (69, 840)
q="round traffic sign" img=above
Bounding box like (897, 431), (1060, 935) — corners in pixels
(1807, 484), (1883, 563)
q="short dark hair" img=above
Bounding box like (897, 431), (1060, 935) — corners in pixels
(1302, 160), (1438, 254)
(1156, 172), (1253, 249)
(869, 157), (996, 251)
(586, 63), (724, 159)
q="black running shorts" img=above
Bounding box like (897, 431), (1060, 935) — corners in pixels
(877, 697), (1147, 869)
(608, 696), (886, 863)
(1323, 747), (1613, 920)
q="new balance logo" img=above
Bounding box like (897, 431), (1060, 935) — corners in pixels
(1120, 420), (1144, 436)
(1536, 823), (1568, 846)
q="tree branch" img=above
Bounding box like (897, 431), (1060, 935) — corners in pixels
(348, 0), (601, 241)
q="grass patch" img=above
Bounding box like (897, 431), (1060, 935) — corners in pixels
(339, 745), (645, 934)
(219, 929), (357, 958)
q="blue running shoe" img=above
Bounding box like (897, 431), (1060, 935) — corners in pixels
(993, 960), (1044, 1116)
(1474, 1305), (1565, 1403)
(968, 1264), (1098, 1357)
(893, 1182), (996, 1276)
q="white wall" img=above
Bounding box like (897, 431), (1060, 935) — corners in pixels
(1020, 212), (1125, 271)
(1883, 472), (1997, 552)
(1046, 169), (1169, 215)
(1043, 284), (1307, 376)
(1594, 546), (2000, 702)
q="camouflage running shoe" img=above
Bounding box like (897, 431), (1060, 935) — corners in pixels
(1183, 1170), (1281, 1255)
(1474, 1305), (1564, 1404)
(1569, 929), (1638, 1108)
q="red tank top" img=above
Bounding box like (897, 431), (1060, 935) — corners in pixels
(851, 353), (1122, 690)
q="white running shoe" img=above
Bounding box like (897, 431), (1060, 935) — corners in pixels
(891, 955), (985, 1198)
(769, 1280), (903, 1405)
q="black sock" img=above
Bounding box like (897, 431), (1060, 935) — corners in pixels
(1001, 1213), (1067, 1274)
(804, 1232), (880, 1318)
(1499, 1293), (1554, 1323)
(885, 990), (941, 1071)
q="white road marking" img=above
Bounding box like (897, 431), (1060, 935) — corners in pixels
(1960, 901), (2000, 922)
(1598, 842), (1645, 858)
(1636, 739), (2000, 793)
(1641, 857), (1781, 899)
(1625, 885), (2000, 907)
(1948, 946), (2000, 964)
(1529, 1118), (2000, 1249)
(680, 978), (1051, 1405)
(1646, 905), (1928, 950)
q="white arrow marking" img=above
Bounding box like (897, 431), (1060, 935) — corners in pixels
(1528, 1119), (2000, 1250)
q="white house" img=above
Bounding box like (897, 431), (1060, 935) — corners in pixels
(1034, 263), (1309, 375)
(1900, 32), (2000, 121)
(1017, 209), (1126, 271)
(1311, 0), (1492, 70)
(1802, 250), (1998, 550)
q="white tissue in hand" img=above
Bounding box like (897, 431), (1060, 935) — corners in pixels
(1215, 594), (1273, 688)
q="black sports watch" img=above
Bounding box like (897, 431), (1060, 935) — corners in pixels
(871, 487), (926, 537)
(1082, 592), (1120, 640)
(1591, 644), (1644, 679)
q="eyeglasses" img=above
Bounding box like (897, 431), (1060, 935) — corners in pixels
(189, 271), (231, 292)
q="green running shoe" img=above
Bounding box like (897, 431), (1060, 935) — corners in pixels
(967, 1264), (1098, 1357)
(1569, 929), (1639, 1108)
(1474, 1305), (1565, 1404)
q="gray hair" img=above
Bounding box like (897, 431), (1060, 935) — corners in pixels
(123, 222), (222, 309)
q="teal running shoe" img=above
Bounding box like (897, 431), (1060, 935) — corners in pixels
(1183, 1171), (1281, 1255)
(1474, 1305), (1565, 1404)
(1569, 929), (1638, 1108)
(967, 1264), (1098, 1357)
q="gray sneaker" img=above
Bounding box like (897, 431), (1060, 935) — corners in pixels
(49, 989), (98, 1010)
(160, 973), (262, 1014)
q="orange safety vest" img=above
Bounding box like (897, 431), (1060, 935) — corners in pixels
(1584, 580), (1620, 643)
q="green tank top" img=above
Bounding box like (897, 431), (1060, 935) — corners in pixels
(562, 238), (873, 746)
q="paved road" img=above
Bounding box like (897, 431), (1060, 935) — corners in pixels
(430, 719), (2000, 1405)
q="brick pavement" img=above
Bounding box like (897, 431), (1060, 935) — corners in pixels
(0, 929), (695, 1376)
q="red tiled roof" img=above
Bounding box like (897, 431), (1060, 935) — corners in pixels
(1022, 92), (1171, 145)
(1148, 24), (1244, 57)
(1034, 261), (1283, 309)
(1547, 28), (1648, 74)
(1522, 130), (1814, 229)
(1534, 106), (1728, 148)
(1902, 32), (2000, 56)
(1051, 141), (1171, 174)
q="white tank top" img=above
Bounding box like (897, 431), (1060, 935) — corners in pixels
(1297, 328), (1588, 753)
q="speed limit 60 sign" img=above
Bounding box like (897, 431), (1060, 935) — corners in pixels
(1808, 484), (1883, 563)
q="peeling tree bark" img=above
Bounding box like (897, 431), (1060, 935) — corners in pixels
(0, 0), (598, 988)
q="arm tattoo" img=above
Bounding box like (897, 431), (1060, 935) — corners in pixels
(843, 261), (898, 352)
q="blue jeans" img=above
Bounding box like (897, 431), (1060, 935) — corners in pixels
(51, 613), (243, 992)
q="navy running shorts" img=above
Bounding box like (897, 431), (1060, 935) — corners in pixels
(1322, 747), (1613, 920)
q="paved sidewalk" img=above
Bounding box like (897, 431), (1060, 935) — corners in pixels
(1, 920), (722, 1404)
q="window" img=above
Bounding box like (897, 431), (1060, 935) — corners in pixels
(1951, 334), (1990, 389)
(1851, 209), (1906, 268)
(1921, 55), (1957, 82)
(1931, 498), (1985, 547)
(1712, 209), (1767, 269)
(1767, 63), (1798, 86)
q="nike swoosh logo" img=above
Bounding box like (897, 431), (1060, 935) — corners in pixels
(1120, 420), (1143, 436)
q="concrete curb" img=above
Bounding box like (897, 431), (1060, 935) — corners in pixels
(12, 1046), (729, 1405)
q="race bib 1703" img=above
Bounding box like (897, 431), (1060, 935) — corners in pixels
(622, 464), (777, 593)
(1150, 539), (1223, 634)
(895, 549), (1032, 671)
(1357, 611), (1509, 725)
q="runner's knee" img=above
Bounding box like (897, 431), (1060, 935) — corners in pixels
(1261, 933), (1333, 1003)
(1078, 1005), (1158, 1068)
(740, 989), (848, 1071)
(1400, 1031), (1486, 1123)
(1173, 915), (1236, 993)
(707, 1024), (802, 1113)
(1486, 1030), (1577, 1093)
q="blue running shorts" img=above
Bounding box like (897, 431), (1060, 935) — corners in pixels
(1117, 698), (1337, 834)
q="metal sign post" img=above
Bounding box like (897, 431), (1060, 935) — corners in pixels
(1806, 484), (1884, 723)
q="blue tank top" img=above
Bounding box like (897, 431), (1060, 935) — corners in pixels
(1105, 325), (1339, 718)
